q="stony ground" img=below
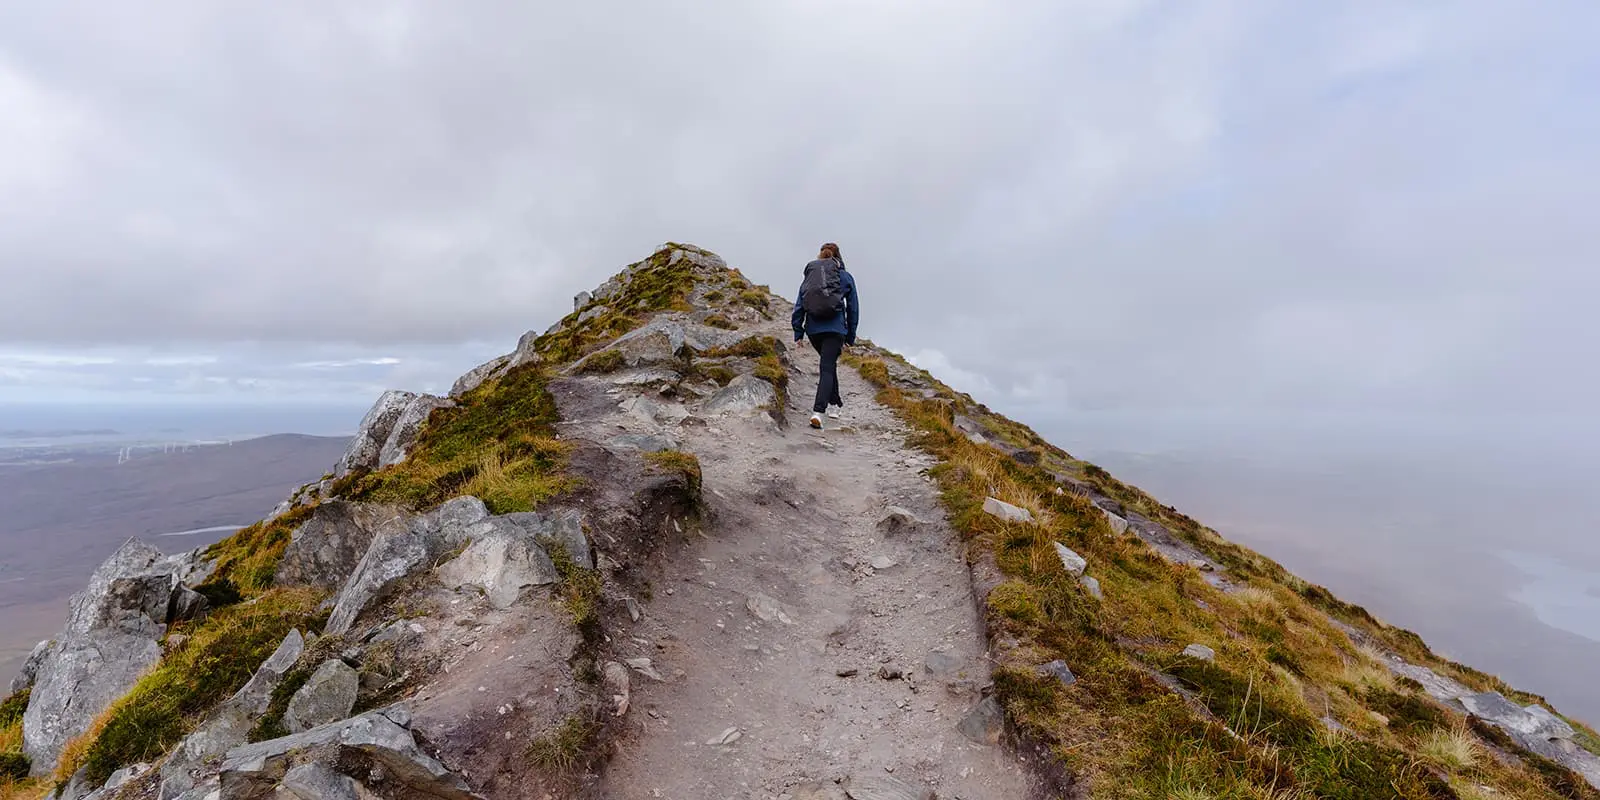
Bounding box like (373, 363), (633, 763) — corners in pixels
(594, 341), (1035, 800)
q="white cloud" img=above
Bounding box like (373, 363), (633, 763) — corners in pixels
(902, 348), (995, 397)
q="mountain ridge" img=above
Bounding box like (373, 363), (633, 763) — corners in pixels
(2, 242), (1596, 799)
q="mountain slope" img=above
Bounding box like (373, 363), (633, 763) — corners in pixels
(3, 243), (1597, 800)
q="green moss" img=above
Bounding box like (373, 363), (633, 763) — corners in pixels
(737, 288), (771, 310)
(855, 358), (890, 388)
(1364, 687), (1450, 734)
(577, 349), (626, 374)
(535, 248), (701, 364)
(0, 689), (27, 729)
(344, 364), (576, 513)
(702, 314), (737, 330)
(643, 450), (702, 498)
(204, 503), (317, 595)
(550, 546), (603, 641)
(700, 365), (735, 386)
(76, 588), (323, 784)
(0, 753), (28, 782)
(703, 290), (725, 303)
(192, 576), (243, 608)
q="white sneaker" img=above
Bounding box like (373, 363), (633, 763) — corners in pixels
(809, 413), (823, 429)
(826, 406), (841, 420)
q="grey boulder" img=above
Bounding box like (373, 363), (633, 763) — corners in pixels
(702, 373), (777, 416)
(503, 507), (592, 569)
(1053, 543), (1087, 577)
(284, 660), (359, 734)
(219, 707), (480, 800)
(275, 501), (404, 592)
(436, 518), (560, 609)
(377, 394), (452, 468)
(981, 497), (1032, 524)
(336, 390), (418, 476)
(957, 695), (1005, 745)
(325, 517), (450, 636)
(23, 538), (195, 775)
(450, 353), (512, 399)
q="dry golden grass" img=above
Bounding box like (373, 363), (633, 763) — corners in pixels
(1420, 724), (1482, 772)
(0, 779), (45, 800)
(1230, 586), (1283, 611)
(1341, 644), (1399, 693)
(51, 696), (120, 786)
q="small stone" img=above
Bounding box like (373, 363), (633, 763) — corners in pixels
(1182, 644), (1216, 662)
(842, 774), (935, 800)
(1080, 575), (1103, 599)
(924, 650), (963, 677)
(957, 696), (1005, 745)
(793, 781), (850, 800)
(1053, 543), (1087, 577)
(1101, 508), (1131, 535)
(1038, 660), (1077, 686)
(981, 497), (1032, 524)
(625, 598), (643, 623)
(836, 668), (859, 678)
(626, 658), (665, 682)
(707, 726), (742, 746)
(876, 666), (904, 681)
(870, 555), (898, 571)
(746, 593), (795, 625)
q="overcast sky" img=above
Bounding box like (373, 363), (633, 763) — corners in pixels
(2, 1), (1597, 420)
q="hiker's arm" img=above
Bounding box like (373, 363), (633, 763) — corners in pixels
(791, 289), (806, 341)
(845, 278), (859, 345)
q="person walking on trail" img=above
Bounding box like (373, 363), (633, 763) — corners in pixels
(792, 242), (860, 430)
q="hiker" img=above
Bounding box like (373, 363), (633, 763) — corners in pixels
(792, 242), (860, 430)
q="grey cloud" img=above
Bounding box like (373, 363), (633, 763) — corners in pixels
(0, 2), (1596, 414)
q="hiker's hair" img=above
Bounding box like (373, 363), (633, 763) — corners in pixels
(819, 242), (842, 262)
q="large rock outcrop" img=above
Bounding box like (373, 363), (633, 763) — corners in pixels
(377, 394), (452, 468)
(218, 706), (481, 800)
(335, 390), (418, 476)
(274, 501), (405, 592)
(324, 497), (489, 635)
(23, 539), (210, 775)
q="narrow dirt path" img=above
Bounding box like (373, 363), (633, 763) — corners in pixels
(596, 343), (1033, 799)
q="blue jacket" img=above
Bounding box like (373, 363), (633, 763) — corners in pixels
(792, 260), (859, 343)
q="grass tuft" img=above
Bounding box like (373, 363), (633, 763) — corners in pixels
(577, 349), (626, 374)
(1419, 725), (1481, 771)
(643, 450), (702, 498)
(527, 714), (601, 773)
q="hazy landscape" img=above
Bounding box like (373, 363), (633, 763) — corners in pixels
(1028, 408), (1600, 724)
(0, 421), (350, 682)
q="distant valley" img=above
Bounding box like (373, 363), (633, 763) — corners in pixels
(0, 433), (350, 681)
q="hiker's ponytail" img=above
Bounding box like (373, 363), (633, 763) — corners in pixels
(819, 242), (844, 267)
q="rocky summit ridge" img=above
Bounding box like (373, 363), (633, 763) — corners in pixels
(2, 242), (1598, 800)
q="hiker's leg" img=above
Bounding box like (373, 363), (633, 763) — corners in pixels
(809, 334), (844, 414)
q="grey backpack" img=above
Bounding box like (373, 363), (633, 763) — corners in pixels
(800, 258), (845, 318)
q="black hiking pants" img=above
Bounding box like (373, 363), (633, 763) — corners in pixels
(808, 333), (845, 413)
